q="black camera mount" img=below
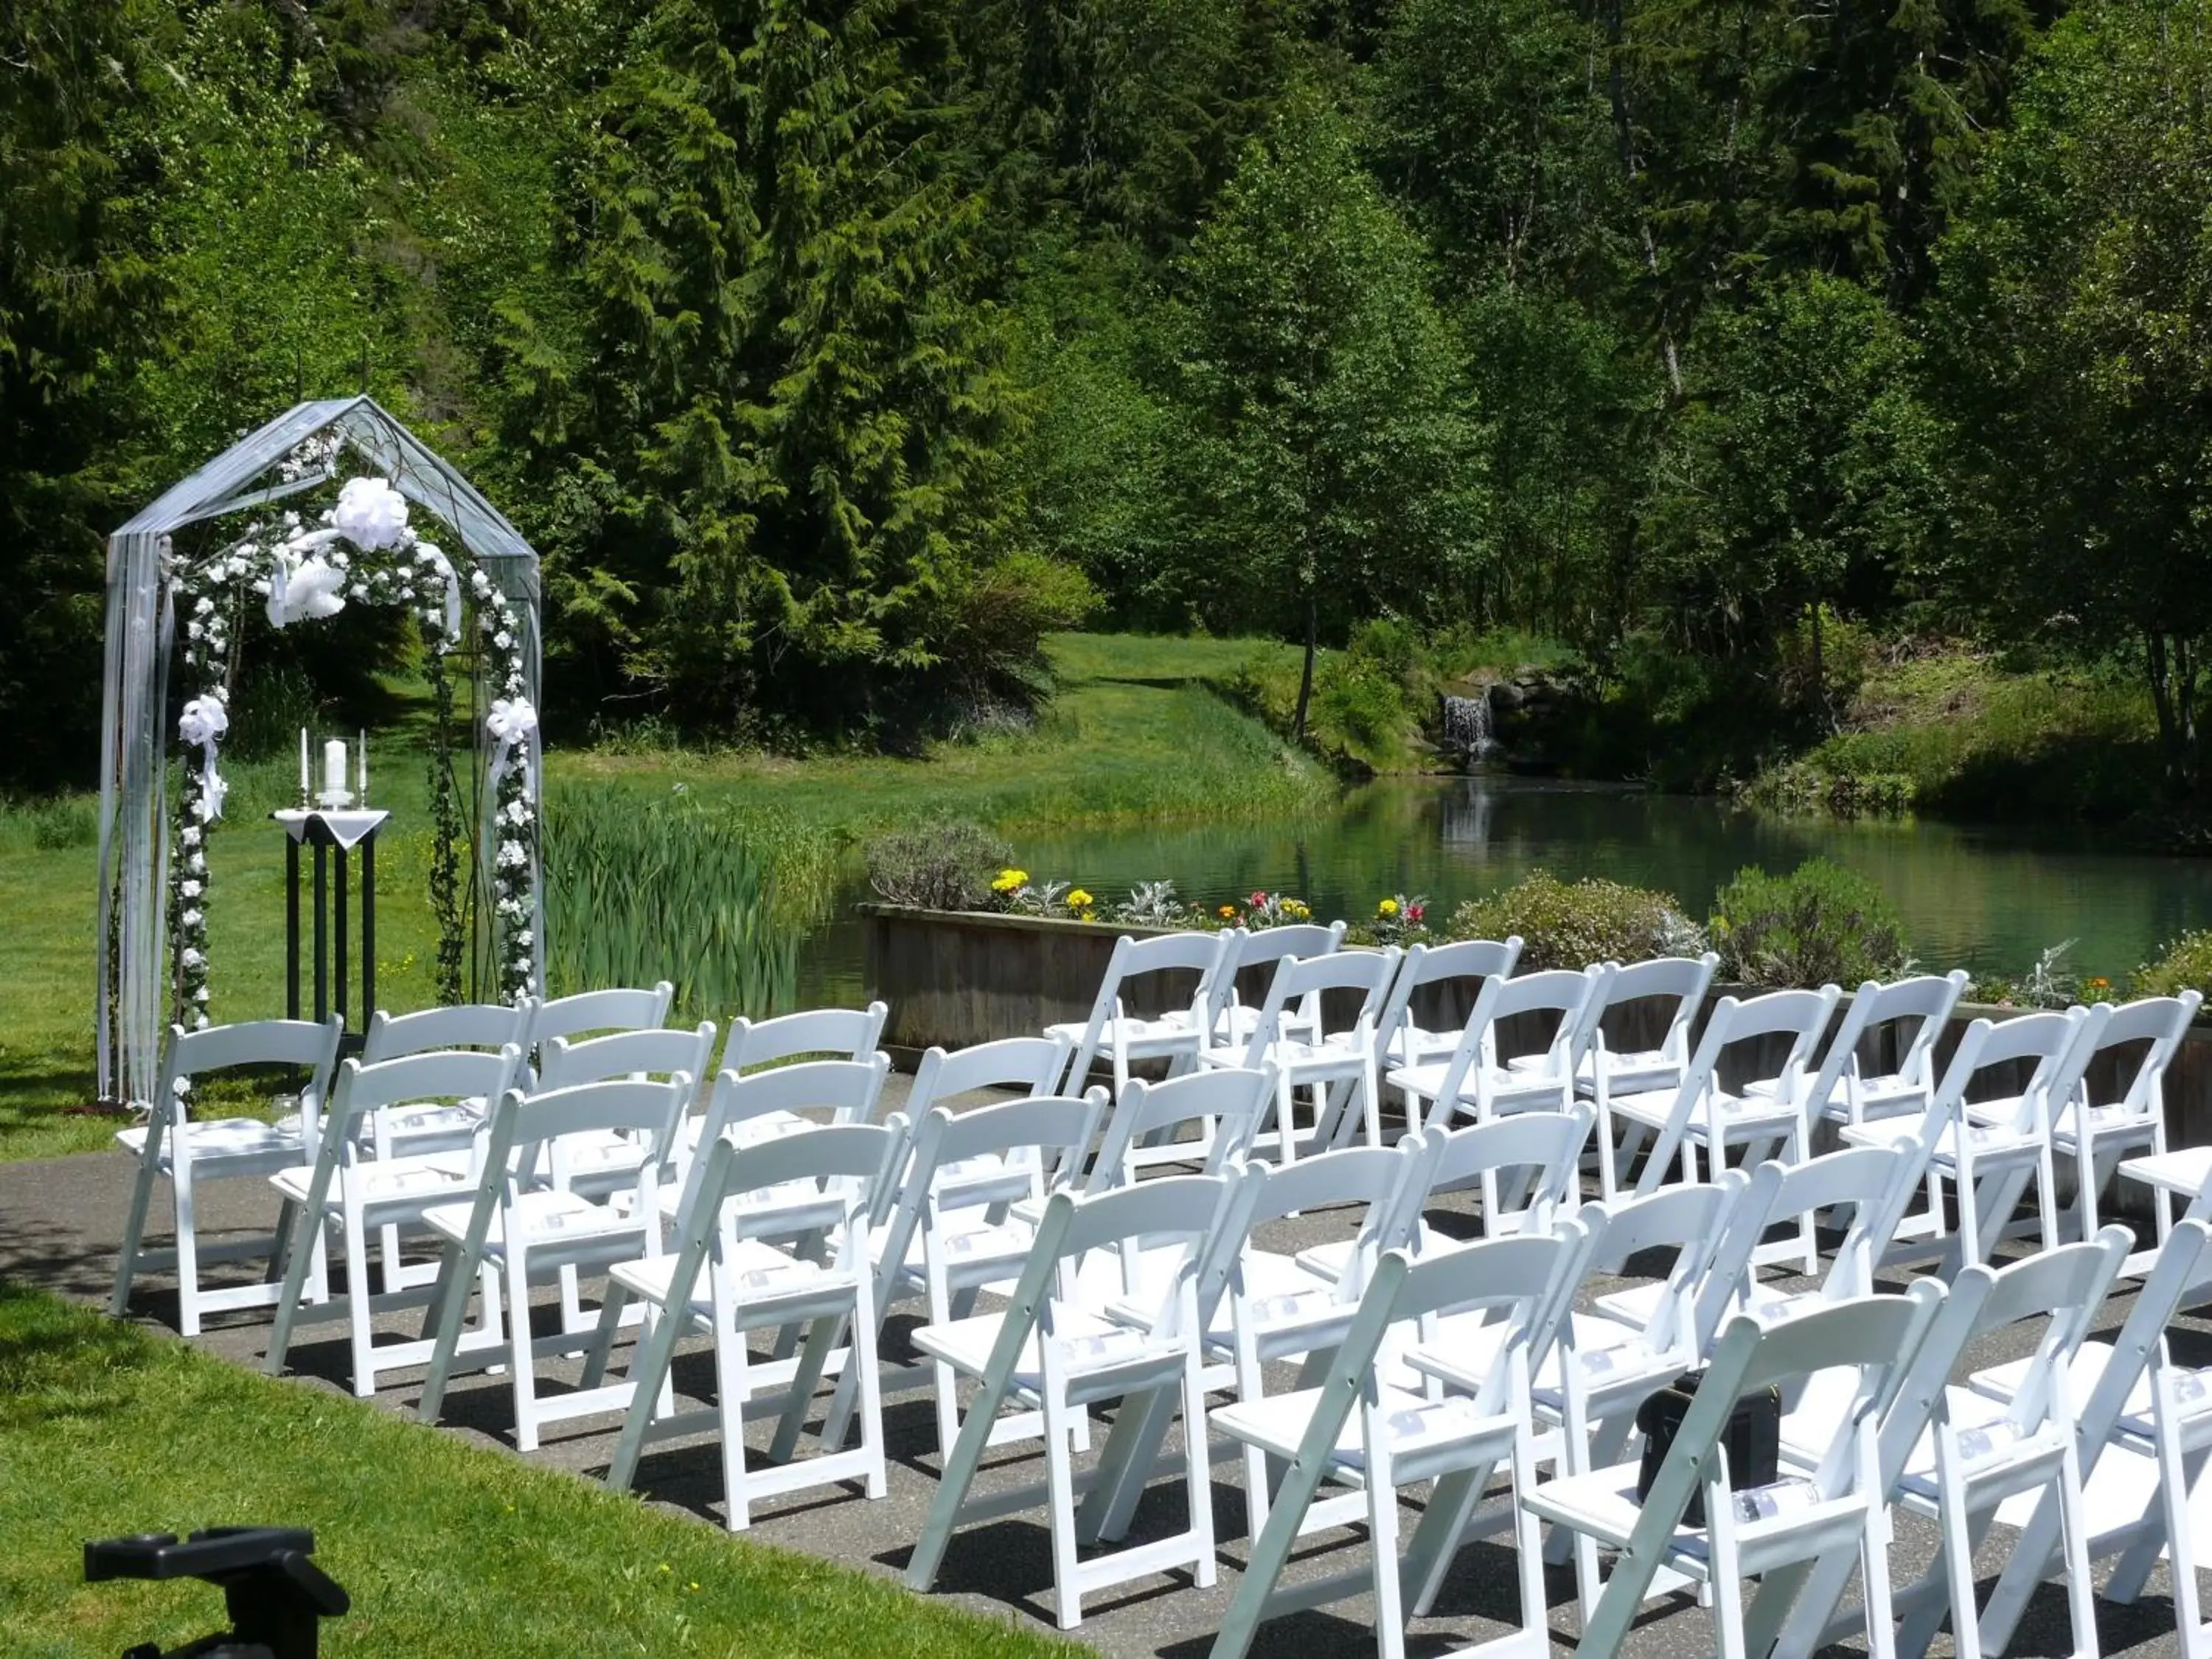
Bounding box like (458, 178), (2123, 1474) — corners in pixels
(83, 1527), (350, 1659)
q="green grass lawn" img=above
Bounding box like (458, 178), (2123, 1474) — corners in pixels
(0, 1280), (1074, 1659)
(0, 633), (1332, 1160)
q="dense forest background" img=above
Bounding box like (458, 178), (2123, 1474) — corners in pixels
(5, 0), (2211, 798)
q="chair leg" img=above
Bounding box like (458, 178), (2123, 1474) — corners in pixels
(1043, 1397), (1086, 1630)
(607, 1297), (690, 1494)
(265, 1195), (324, 1377)
(578, 1281), (629, 1391)
(111, 1124), (165, 1318)
(1366, 1455), (1407, 1659)
(713, 1307), (754, 1531)
(506, 1248), (542, 1453)
(769, 1310), (843, 1461)
(173, 1166), (202, 1337)
(344, 1197), (375, 1397)
(1183, 1359), (1216, 1590)
(906, 1354), (1018, 1593)
(2055, 1447), (2100, 1659)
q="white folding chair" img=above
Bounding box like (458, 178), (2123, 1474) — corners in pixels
(1209, 1226), (1593, 1659)
(822, 1090), (1107, 1458)
(358, 999), (532, 1153)
(901, 1034), (1075, 1204)
(414, 1074), (686, 1450)
(1876, 1228), (2131, 1659)
(1197, 947), (1400, 1165)
(1969, 1219), (2212, 1659)
(1295, 1108), (1593, 1287)
(2051, 991), (2200, 1247)
(681, 1001), (888, 1154)
(1652, 1144), (1913, 1336)
(1846, 1006), (2102, 1273)
(1612, 987), (1840, 1270)
(1388, 967), (1601, 1135)
(904, 1174), (1233, 1629)
(265, 1045), (522, 1396)
(526, 981), (674, 1075)
(112, 1015), (345, 1335)
(1213, 921), (1349, 1049)
(1552, 951), (1719, 1127)
(599, 1122), (901, 1529)
(1074, 1142), (1437, 1554)
(1082, 1065), (1275, 1193)
(1373, 936), (1523, 1072)
(1531, 1290), (1944, 1659)
(1046, 931), (1237, 1095)
(356, 1001), (535, 1284)
(1800, 972), (1969, 1132)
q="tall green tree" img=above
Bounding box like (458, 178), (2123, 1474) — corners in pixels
(0, 0), (162, 790)
(1645, 272), (1934, 714)
(515, 0), (1079, 733)
(1927, 0), (2212, 796)
(1167, 94), (1486, 737)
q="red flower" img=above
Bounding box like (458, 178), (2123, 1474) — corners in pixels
(1249, 891), (1268, 908)
(1406, 904), (1425, 924)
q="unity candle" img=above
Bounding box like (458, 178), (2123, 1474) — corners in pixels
(299, 728), (310, 796)
(324, 738), (348, 796)
(358, 729), (367, 800)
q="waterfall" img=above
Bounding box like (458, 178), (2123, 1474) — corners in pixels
(1441, 690), (1498, 764)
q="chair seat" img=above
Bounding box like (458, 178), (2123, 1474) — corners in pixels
(1385, 1060), (1571, 1111)
(1408, 1310), (1651, 1405)
(1891, 1385), (2056, 1503)
(1220, 1034), (1370, 1077)
(120, 1116), (306, 1170)
(873, 1212), (1037, 1281)
(1596, 1278), (1809, 1332)
(1517, 1050), (1680, 1096)
(1839, 1117), (2039, 1166)
(611, 1240), (843, 1317)
(1968, 1341), (2212, 1445)
(1815, 1076), (1929, 1123)
(913, 1305), (1181, 1395)
(1046, 1015), (1206, 1058)
(369, 1097), (487, 1144)
(2049, 1102), (2160, 1151)
(1382, 1027), (1458, 1069)
(1297, 1223), (1444, 1285)
(1525, 1461), (1843, 1569)
(1213, 1380), (1517, 1473)
(270, 1155), (471, 1211)
(424, 1189), (644, 1253)
(1106, 1248), (1322, 1342)
(1608, 1088), (1798, 1138)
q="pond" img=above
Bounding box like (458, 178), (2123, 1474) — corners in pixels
(794, 776), (2212, 1004)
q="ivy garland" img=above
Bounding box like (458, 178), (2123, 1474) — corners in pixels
(169, 444), (538, 1027)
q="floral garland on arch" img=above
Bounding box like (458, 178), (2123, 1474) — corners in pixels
(168, 448), (538, 1028)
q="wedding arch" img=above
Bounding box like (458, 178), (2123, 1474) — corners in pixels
(94, 396), (545, 1110)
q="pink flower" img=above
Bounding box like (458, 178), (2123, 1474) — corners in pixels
(1250, 891), (1268, 908)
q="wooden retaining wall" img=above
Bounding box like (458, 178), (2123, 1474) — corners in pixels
(861, 903), (2212, 1160)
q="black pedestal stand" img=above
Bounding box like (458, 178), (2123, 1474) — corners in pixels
(275, 810), (389, 1054)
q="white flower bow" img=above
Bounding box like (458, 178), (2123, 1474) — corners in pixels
(178, 693), (229, 821)
(487, 696), (538, 746)
(333, 475), (410, 552)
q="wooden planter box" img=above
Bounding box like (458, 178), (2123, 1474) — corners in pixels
(862, 905), (2212, 1208)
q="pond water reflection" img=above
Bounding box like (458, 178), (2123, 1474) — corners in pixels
(796, 776), (2212, 1004)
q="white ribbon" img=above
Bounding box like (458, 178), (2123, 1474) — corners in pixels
(414, 541), (462, 637)
(265, 530), (348, 629)
(178, 694), (229, 821)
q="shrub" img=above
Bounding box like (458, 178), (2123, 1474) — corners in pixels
(866, 818), (1012, 911)
(1709, 859), (1909, 988)
(2135, 931), (2212, 1001)
(1444, 871), (1701, 971)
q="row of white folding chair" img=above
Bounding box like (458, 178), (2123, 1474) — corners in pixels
(1046, 924), (1346, 1099)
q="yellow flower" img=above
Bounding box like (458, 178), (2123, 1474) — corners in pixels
(1066, 888), (1094, 910)
(1377, 897), (1399, 917)
(1218, 905), (1237, 919)
(991, 867), (1028, 894)
(1284, 899), (1310, 919)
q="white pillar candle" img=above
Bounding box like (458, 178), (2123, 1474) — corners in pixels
(299, 728), (310, 796)
(324, 738), (348, 796)
(358, 729), (367, 799)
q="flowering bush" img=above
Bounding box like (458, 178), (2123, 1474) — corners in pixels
(1709, 860), (1907, 989)
(1365, 892), (1429, 947)
(1242, 891), (1312, 928)
(1447, 871), (1702, 972)
(2134, 932), (2212, 1001)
